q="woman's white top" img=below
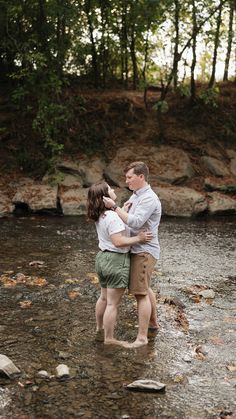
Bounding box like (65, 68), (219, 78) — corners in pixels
(95, 210), (130, 253)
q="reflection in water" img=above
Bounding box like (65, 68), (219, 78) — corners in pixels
(0, 215), (235, 419)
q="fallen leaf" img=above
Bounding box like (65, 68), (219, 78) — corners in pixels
(205, 298), (213, 305)
(65, 278), (81, 284)
(68, 291), (81, 300)
(182, 284), (208, 295)
(223, 317), (236, 324)
(215, 410), (234, 419)
(30, 277), (48, 287)
(0, 275), (16, 288)
(227, 365), (236, 372)
(173, 373), (185, 383)
(190, 295), (201, 303)
(86, 272), (99, 284)
(195, 345), (207, 360)
(176, 309), (189, 332)
(19, 300), (32, 309)
(210, 336), (224, 345)
(196, 352), (206, 361)
(1, 273), (48, 287)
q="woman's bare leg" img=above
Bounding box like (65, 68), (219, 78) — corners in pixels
(95, 288), (107, 331)
(103, 288), (125, 343)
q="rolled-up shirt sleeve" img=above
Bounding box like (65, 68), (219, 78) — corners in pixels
(127, 195), (159, 229)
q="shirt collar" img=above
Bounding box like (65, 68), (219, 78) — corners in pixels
(134, 184), (150, 196)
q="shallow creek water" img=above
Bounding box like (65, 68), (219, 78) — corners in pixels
(0, 215), (235, 419)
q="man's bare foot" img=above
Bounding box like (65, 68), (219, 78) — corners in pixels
(104, 338), (129, 347)
(123, 338), (148, 349)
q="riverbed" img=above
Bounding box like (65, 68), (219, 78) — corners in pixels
(0, 215), (235, 419)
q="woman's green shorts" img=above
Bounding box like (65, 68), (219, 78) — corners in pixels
(95, 251), (130, 289)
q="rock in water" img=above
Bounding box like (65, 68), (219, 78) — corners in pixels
(56, 364), (70, 379)
(0, 354), (21, 378)
(125, 379), (166, 392)
(37, 370), (49, 378)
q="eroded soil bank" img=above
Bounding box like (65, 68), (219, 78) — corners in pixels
(0, 215), (235, 419)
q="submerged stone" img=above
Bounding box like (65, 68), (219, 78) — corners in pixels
(56, 364), (70, 380)
(125, 379), (166, 392)
(0, 354), (21, 378)
(199, 289), (215, 299)
(37, 370), (49, 378)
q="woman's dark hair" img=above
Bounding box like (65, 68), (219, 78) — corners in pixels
(87, 182), (110, 221)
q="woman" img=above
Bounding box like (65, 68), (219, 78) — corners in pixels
(87, 181), (152, 346)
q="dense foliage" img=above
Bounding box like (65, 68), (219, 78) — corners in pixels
(1, 0), (235, 86)
(0, 0), (235, 168)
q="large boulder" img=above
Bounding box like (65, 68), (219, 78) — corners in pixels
(59, 174), (82, 188)
(230, 159), (236, 176)
(205, 176), (236, 193)
(153, 185), (208, 217)
(105, 144), (194, 187)
(42, 171), (83, 188)
(58, 186), (130, 216)
(56, 156), (105, 186)
(207, 192), (236, 214)
(0, 191), (15, 217)
(200, 156), (230, 177)
(58, 187), (88, 215)
(13, 184), (58, 211)
(226, 149), (236, 176)
(78, 157), (105, 186)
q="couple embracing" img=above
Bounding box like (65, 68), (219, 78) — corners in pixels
(87, 161), (162, 348)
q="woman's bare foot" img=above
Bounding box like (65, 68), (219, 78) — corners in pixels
(123, 338), (148, 349)
(104, 338), (129, 347)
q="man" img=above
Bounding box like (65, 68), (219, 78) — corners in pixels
(103, 161), (162, 347)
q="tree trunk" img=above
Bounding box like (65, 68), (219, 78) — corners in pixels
(56, 0), (66, 76)
(173, 0), (180, 90)
(130, 25), (138, 89)
(142, 21), (151, 85)
(223, 0), (234, 81)
(209, 0), (224, 88)
(37, 0), (49, 57)
(84, 0), (99, 87)
(190, 0), (197, 102)
(99, 1), (110, 88)
(121, 1), (128, 87)
(161, 1), (228, 102)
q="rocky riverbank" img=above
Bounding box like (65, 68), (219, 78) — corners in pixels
(1, 84), (236, 218)
(0, 143), (236, 218)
